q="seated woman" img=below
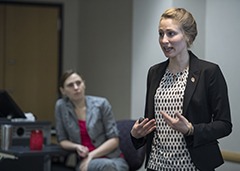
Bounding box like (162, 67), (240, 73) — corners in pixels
(55, 69), (129, 171)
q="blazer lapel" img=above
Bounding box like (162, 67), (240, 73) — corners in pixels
(183, 52), (200, 116)
(85, 96), (94, 125)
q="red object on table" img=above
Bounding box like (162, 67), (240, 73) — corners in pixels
(30, 130), (43, 151)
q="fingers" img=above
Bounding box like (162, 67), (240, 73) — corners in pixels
(161, 111), (188, 123)
(175, 112), (188, 121)
(160, 111), (191, 134)
(131, 118), (156, 138)
(79, 159), (87, 171)
(76, 145), (89, 158)
(175, 112), (189, 124)
(140, 119), (156, 135)
(160, 111), (173, 121)
(80, 145), (89, 153)
(132, 111), (191, 138)
(160, 111), (175, 127)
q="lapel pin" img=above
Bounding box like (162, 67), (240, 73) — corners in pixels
(191, 77), (195, 83)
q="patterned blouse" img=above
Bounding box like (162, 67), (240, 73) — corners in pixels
(147, 67), (199, 171)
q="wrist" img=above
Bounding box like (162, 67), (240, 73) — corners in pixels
(73, 144), (79, 151)
(185, 122), (194, 136)
(88, 151), (95, 159)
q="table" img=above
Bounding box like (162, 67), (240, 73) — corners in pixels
(0, 145), (67, 171)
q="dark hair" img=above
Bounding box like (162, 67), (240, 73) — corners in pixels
(160, 7), (198, 47)
(59, 69), (79, 88)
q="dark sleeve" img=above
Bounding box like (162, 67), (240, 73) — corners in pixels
(131, 68), (152, 149)
(130, 133), (146, 149)
(192, 65), (232, 147)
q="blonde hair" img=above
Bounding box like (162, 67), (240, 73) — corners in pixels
(160, 8), (198, 48)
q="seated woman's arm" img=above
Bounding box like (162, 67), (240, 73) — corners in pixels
(89, 137), (119, 159)
(60, 140), (89, 158)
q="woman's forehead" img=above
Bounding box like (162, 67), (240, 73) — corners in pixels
(159, 18), (181, 31)
(65, 73), (82, 83)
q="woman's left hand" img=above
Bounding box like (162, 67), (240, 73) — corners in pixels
(160, 111), (191, 135)
(79, 155), (93, 171)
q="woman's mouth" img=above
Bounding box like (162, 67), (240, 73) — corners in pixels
(163, 46), (173, 52)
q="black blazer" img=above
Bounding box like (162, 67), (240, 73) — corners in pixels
(131, 51), (232, 171)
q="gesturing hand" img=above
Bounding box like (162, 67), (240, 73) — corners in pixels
(160, 111), (191, 135)
(131, 117), (156, 139)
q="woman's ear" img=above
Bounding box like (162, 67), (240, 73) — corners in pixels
(60, 87), (65, 95)
(82, 80), (86, 90)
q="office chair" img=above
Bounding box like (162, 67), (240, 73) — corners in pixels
(116, 119), (146, 171)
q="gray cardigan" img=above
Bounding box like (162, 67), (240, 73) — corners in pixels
(55, 95), (121, 158)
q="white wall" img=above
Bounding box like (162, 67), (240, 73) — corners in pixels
(205, 1), (240, 170)
(131, 0), (206, 119)
(77, 0), (132, 120)
(131, 0), (171, 120)
(205, 0), (240, 152)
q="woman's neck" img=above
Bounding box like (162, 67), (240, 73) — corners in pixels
(168, 52), (189, 74)
(73, 99), (86, 120)
(73, 99), (85, 109)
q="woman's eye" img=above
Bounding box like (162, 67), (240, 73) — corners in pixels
(67, 83), (74, 88)
(66, 80), (82, 88)
(159, 32), (164, 37)
(167, 31), (176, 37)
(159, 31), (176, 38)
(75, 81), (82, 86)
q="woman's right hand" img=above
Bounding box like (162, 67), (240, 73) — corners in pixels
(130, 118), (156, 139)
(75, 144), (89, 158)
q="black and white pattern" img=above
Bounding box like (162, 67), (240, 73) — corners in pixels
(147, 67), (199, 171)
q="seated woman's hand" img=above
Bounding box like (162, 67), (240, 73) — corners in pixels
(75, 144), (89, 158)
(79, 154), (93, 171)
(131, 118), (156, 139)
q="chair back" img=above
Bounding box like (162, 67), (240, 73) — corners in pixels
(117, 120), (145, 171)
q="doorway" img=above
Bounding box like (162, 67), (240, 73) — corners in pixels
(0, 2), (63, 123)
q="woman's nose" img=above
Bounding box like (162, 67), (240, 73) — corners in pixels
(73, 83), (79, 89)
(161, 34), (169, 43)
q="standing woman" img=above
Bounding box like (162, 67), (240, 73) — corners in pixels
(130, 7), (232, 171)
(55, 70), (129, 171)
